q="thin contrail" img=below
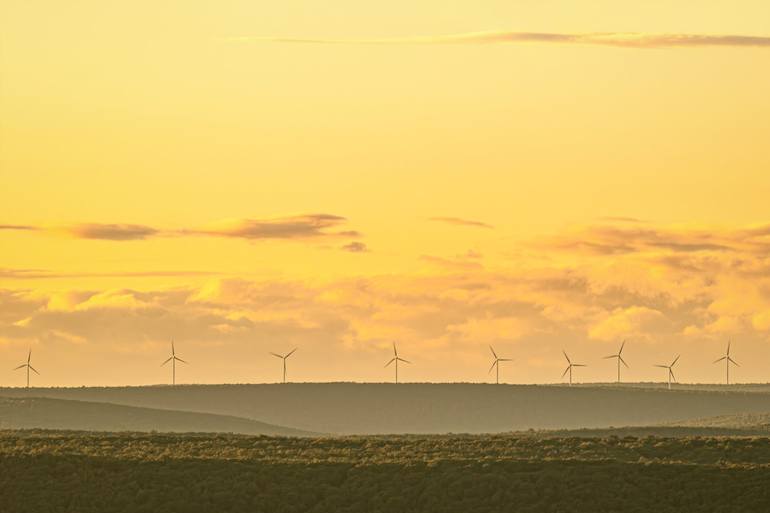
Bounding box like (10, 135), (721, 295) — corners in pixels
(228, 31), (770, 49)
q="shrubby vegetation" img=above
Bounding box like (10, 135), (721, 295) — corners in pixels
(2, 430), (770, 512)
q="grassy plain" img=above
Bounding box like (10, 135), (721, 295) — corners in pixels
(1, 430), (769, 512)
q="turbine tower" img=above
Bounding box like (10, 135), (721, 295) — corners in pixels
(603, 339), (629, 383)
(161, 340), (187, 385)
(654, 355), (680, 390)
(561, 350), (586, 386)
(270, 348), (297, 383)
(713, 340), (738, 385)
(385, 343), (410, 383)
(488, 345), (512, 385)
(14, 349), (39, 388)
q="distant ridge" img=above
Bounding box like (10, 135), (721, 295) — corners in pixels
(3, 383), (770, 434)
(0, 396), (315, 436)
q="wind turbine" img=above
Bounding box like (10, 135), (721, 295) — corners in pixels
(654, 355), (680, 390)
(488, 345), (512, 384)
(14, 349), (39, 388)
(161, 340), (187, 385)
(603, 339), (629, 383)
(713, 340), (738, 385)
(561, 350), (586, 386)
(270, 348), (297, 383)
(385, 343), (410, 383)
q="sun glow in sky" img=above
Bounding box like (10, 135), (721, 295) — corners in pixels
(1, 0), (770, 386)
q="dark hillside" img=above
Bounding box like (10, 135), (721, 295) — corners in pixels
(0, 397), (312, 436)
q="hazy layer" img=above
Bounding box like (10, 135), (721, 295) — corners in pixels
(3, 383), (770, 434)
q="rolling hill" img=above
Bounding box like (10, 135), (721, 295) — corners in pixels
(0, 396), (313, 436)
(3, 383), (770, 434)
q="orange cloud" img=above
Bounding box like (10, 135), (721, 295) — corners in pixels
(536, 223), (770, 257)
(428, 217), (493, 229)
(0, 268), (218, 280)
(0, 224), (36, 231)
(589, 306), (670, 342)
(341, 241), (369, 253)
(233, 32), (770, 49)
(64, 223), (158, 240)
(196, 214), (357, 240)
(0, 214), (363, 246)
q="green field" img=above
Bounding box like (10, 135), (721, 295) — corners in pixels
(2, 430), (770, 513)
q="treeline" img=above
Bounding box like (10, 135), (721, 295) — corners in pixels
(2, 431), (770, 512)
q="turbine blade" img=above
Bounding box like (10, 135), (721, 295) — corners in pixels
(489, 360), (498, 374)
(27, 349), (31, 363)
(603, 355), (617, 359)
(619, 356), (629, 368)
(619, 340), (626, 354)
(713, 357), (726, 364)
(175, 357), (188, 364)
(172, 340), (175, 356)
(393, 342), (398, 357)
(573, 364), (587, 367)
(285, 348), (297, 358)
(654, 365), (669, 368)
(670, 369), (677, 383)
(29, 366), (39, 375)
(489, 345), (497, 359)
(498, 358), (512, 362)
(384, 358), (395, 368)
(727, 340), (731, 356)
(728, 357), (739, 366)
(160, 357), (173, 366)
(270, 352), (283, 359)
(13, 364), (26, 370)
(671, 355), (680, 367)
(562, 350), (570, 364)
(398, 358), (411, 364)
(561, 366), (570, 378)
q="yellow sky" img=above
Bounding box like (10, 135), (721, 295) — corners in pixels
(1, 0), (770, 386)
